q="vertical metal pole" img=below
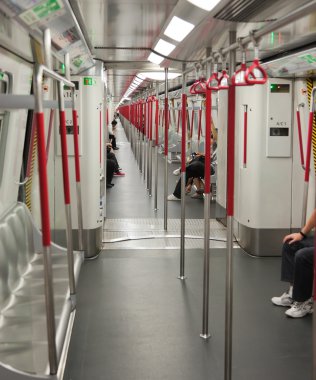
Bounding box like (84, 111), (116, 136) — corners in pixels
(225, 31), (236, 380)
(34, 65), (57, 375)
(154, 84), (159, 211)
(164, 68), (169, 230)
(200, 84), (212, 339)
(43, 29), (52, 70)
(65, 54), (84, 252)
(149, 97), (153, 196)
(58, 81), (76, 299)
(179, 64), (187, 280)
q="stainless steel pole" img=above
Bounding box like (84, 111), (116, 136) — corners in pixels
(225, 32), (236, 380)
(164, 68), (169, 230)
(34, 64), (58, 375)
(200, 83), (212, 339)
(58, 80), (76, 299)
(179, 64), (187, 280)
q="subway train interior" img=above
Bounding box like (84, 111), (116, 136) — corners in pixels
(1, 0), (316, 379)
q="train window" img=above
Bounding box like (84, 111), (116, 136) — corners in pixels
(270, 84), (290, 93)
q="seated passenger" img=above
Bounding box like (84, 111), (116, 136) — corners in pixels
(106, 143), (125, 177)
(271, 209), (315, 318)
(168, 153), (214, 201)
(109, 120), (119, 150)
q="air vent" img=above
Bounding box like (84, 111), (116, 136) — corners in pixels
(214, 0), (280, 22)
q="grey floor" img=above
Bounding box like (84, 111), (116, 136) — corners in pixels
(64, 122), (312, 380)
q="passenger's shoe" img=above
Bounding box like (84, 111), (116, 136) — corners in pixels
(173, 168), (180, 176)
(113, 147), (119, 150)
(167, 194), (180, 201)
(114, 171), (125, 176)
(191, 192), (203, 199)
(106, 183), (114, 188)
(285, 300), (313, 318)
(271, 292), (293, 307)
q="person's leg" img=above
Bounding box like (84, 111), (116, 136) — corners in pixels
(172, 162), (205, 199)
(285, 246), (314, 318)
(272, 236), (314, 307)
(106, 159), (115, 187)
(107, 152), (119, 171)
(292, 247), (314, 302)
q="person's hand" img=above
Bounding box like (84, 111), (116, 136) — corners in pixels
(283, 232), (303, 244)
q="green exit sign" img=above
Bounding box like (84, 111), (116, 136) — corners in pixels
(83, 77), (96, 85)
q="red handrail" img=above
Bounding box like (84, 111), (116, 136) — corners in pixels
(206, 72), (219, 91)
(59, 110), (71, 205)
(245, 59), (268, 85)
(204, 87), (212, 194)
(155, 99), (159, 146)
(296, 106), (305, 167)
(181, 94), (187, 173)
(190, 107), (194, 139)
(72, 109), (81, 182)
(243, 105), (248, 168)
(218, 70), (229, 90)
(164, 98), (169, 156)
(36, 112), (51, 246)
(190, 78), (207, 94)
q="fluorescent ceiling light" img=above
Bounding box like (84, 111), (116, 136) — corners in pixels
(148, 52), (164, 65)
(164, 16), (195, 42)
(186, 0), (221, 11)
(154, 39), (176, 56)
(140, 72), (181, 81)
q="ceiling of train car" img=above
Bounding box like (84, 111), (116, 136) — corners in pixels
(70, 0), (314, 105)
(0, 0), (316, 102)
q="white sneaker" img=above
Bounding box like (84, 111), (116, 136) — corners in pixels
(285, 300), (313, 318)
(271, 292), (293, 307)
(173, 168), (181, 176)
(167, 194), (180, 201)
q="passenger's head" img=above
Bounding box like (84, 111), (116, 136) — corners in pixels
(111, 120), (117, 126)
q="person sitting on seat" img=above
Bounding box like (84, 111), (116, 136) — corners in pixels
(168, 152), (214, 200)
(109, 120), (119, 150)
(106, 143), (125, 178)
(271, 209), (315, 318)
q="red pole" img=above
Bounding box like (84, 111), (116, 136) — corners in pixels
(59, 110), (71, 205)
(227, 85), (236, 216)
(181, 94), (187, 172)
(72, 109), (81, 182)
(304, 111), (313, 183)
(155, 99), (159, 146)
(190, 108), (194, 139)
(36, 112), (51, 246)
(198, 108), (202, 143)
(164, 98), (169, 156)
(296, 109), (305, 167)
(204, 88), (211, 194)
(243, 105), (248, 168)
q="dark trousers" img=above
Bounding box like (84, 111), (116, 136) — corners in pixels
(281, 236), (314, 302)
(173, 161), (204, 198)
(109, 133), (117, 149)
(106, 159), (116, 184)
(107, 151), (119, 172)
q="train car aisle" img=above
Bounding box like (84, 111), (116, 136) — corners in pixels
(64, 121), (312, 380)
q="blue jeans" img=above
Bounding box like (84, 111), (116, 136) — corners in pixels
(281, 236), (314, 302)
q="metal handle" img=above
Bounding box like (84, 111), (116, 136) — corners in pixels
(296, 105), (305, 168)
(243, 104), (248, 168)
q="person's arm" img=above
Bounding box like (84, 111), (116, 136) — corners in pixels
(283, 209), (316, 244)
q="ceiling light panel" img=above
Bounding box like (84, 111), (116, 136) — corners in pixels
(154, 39), (176, 55)
(186, 0), (221, 11)
(164, 16), (195, 42)
(148, 52), (164, 65)
(140, 72), (181, 81)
